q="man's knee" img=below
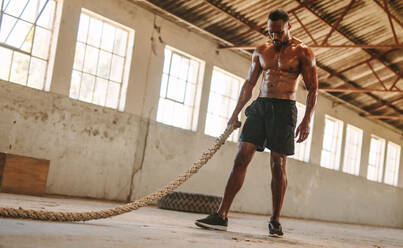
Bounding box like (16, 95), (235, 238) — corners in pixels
(270, 152), (287, 171)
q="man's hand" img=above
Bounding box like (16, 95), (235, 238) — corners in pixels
(295, 119), (310, 143)
(227, 115), (242, 128)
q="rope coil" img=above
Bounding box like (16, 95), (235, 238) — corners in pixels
(0, 125), (236, 222)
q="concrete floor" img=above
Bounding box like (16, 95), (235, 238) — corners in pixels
(0, 193), (402, 248)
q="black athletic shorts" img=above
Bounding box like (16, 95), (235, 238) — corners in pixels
(239, 97), (297, 155)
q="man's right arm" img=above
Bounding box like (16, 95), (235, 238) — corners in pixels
(228, 49), (262, 127)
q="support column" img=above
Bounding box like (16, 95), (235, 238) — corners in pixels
(359, 132), (371, 179)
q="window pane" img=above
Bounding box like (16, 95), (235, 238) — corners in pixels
(100, 23), (115, 52)
(37, 0), (55, 29)
(83, 45), (99, 74)
(69, 71), (82, 99)
(27, 57), (46, 89)
(87, 17), (103, 47)
(79, 73), (95, 103)
(0, 47), (12, 80)
(4, 0), (28, 16)
(105, 82), (120, 109)
(10, 52), (30, 85)
(167, 76), (186, 103)
(0, 14), (18, 42)
(7, 20), (32, 47)
(97, 50), (112, 79)
(32, 27), (51, 59)
(73, 42), (85, 71)
(109, 55), (124, 82)
(77, 14), (89, 43)
(93, 78), (108, 106)
(113, 28), (128, 56)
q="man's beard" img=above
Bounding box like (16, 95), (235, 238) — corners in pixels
(273, 39), (288, 51)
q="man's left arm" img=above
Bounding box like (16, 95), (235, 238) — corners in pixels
(296, 45), (318, 143)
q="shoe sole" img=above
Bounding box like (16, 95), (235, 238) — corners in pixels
(195, 221), (227, 231)
(269, 233), (283, 238)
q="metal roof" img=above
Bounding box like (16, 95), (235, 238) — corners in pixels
(133, 0), (403, 131)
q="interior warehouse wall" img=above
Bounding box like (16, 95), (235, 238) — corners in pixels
(0, 0), (402, 228)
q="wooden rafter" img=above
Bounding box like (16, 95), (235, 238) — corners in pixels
(293, 12), (317, 45)
(383, 0), (399, 45)
(372, 0), (403, 29)
(367, 62), (388, 90)
(319, 88), (401, 93)
(327, 49), (396, 79)
(364, 115), (403, 120)
(321, 0), (355, 45)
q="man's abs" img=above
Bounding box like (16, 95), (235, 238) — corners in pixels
(259, 69), (299, 100)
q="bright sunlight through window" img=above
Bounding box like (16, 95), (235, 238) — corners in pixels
(205, 67), (242, 142)
(320, 115), (343, 170)
(342, 124), (363, 176)
(156, 46), (203, 131)
(290, 102), (313, 162)
(367, 135), (385, 183)
(384, 141), (401, 186)
(70, 9), (133, 111)
(0, 0), (56, 89)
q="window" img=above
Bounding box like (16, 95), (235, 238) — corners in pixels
(156, 46), (204, 131)
(367, 135), (385, 182)
(70, 9), (134, 111)
(0, 0), (56, 89)
(320, 115), (343, 170)
(205, 67), (242, 141)
(290, 102), (314, 162)
(342, 124), (363, 176)
(384, 142), (401, 186)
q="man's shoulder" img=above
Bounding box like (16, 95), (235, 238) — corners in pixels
(291, 37), (309, 50)
(255, 42), (273, 52)
(292, 37), (314, 58)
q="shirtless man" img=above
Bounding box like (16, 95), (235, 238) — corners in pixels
(195, 9), (318, 236)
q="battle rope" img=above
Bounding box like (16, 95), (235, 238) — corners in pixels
(0, 125), (236, 221)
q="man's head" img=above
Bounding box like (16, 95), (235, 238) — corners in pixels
(267, 9), (291, 50)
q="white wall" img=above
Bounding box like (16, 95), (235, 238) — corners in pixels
(0, 0), (402, 228)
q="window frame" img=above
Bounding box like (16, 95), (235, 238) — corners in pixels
(69, 8), (134, 111)
(320, 115), (344, 170)
(367, 135), (386, 183)
(342, 124), (363, 176)
(0, 0), (58, 90)
(156, 45), (205, 131)
(204, 66), (243, 142)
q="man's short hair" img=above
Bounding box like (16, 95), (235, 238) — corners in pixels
(268, 9), (289, 22)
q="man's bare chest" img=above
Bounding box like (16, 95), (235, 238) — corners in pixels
(259, 47), (300, 74)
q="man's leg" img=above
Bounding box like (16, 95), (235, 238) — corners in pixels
(269, 151), (287, 236)
(217, 141), (257, 219)
(195, 142), (256, 230)
(270, 151), (288, 221)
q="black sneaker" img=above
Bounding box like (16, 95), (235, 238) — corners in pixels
(195, 213), (228, 231)
(268, 219), (283, 237)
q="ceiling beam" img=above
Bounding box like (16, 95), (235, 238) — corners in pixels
(364, 115), (403, 120)
(321, 0), (355, 45)
(201, 0), (402, 117)
(220, 44), (403, 49)
(372, 0), (403, 29)
(319, 88), (401, 93)
(297, 0), (401, 79)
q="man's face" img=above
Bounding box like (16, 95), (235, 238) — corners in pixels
(267, 19), (289, 50)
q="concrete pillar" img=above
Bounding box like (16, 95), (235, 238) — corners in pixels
(398, 145), (403, 188)
(196, 63), (213, 135)
(48, 0), (81, 95)
(309, 111), (325, 166)
(359, 132), (371, 179)
(338, 123), (347, 171)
